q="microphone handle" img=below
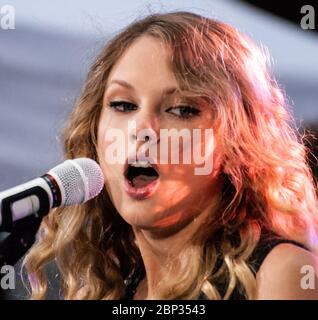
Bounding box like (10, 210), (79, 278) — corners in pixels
(0, 174), (63, 268)
(0, 174), (61, 233)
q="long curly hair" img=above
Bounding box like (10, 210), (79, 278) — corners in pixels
(23, 11), (318, 300)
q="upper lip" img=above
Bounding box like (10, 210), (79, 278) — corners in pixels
(124, 154), (159, 179)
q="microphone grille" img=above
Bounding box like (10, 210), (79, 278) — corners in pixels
(48, 157), (104, 206)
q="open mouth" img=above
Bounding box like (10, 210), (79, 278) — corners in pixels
(125, 163), (159, 188)
(124, 160), (160, 200)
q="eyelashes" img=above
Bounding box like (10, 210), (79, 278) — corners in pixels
(108, 101), (138, 112)
(165, 105), (201, 119)
(107, 100), (201, 120)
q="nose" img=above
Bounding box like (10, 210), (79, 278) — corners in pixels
(129, 110), (160, 151)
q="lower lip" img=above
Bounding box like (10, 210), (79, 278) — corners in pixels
(124, 178), (160, 200)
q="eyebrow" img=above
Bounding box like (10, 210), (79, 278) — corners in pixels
(106, 79), (180, 96)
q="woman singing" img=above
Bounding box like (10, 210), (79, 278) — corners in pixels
(23, 11), (318, 300)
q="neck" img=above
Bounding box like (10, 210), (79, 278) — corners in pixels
(132, 197), (220, 299)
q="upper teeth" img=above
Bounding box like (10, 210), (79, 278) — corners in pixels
(130, 161), (152, 168)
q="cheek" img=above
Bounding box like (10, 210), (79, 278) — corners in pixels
(157, 162), (218, 211)
(161, 132), (219, 208)
(97, 114), (129, 166)
(175, 130), (215, 178)
(97, 118), (125, 195)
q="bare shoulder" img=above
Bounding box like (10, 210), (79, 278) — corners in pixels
(256, 243), (318, 300)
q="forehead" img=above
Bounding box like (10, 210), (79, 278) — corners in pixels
(106, 35), (178, 90)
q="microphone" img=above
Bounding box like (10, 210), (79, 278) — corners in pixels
(0, 158), (104, 232)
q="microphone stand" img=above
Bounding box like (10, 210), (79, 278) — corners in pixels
(0, 215), (42, 267)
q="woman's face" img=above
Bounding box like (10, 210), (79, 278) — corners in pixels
(97, 35), (222, 234)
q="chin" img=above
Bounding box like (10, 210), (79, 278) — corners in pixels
(117, 199), (167, 229)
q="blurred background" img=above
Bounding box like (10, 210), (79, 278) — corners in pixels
(0, 0), (317, 299)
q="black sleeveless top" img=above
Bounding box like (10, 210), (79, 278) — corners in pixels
(121, 232), (307, 300)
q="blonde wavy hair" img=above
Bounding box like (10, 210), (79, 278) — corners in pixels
(23, 11), (318, 300)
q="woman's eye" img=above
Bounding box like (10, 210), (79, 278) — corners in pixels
(108, 101), (138, 112)
(166, 105), (201, 119)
